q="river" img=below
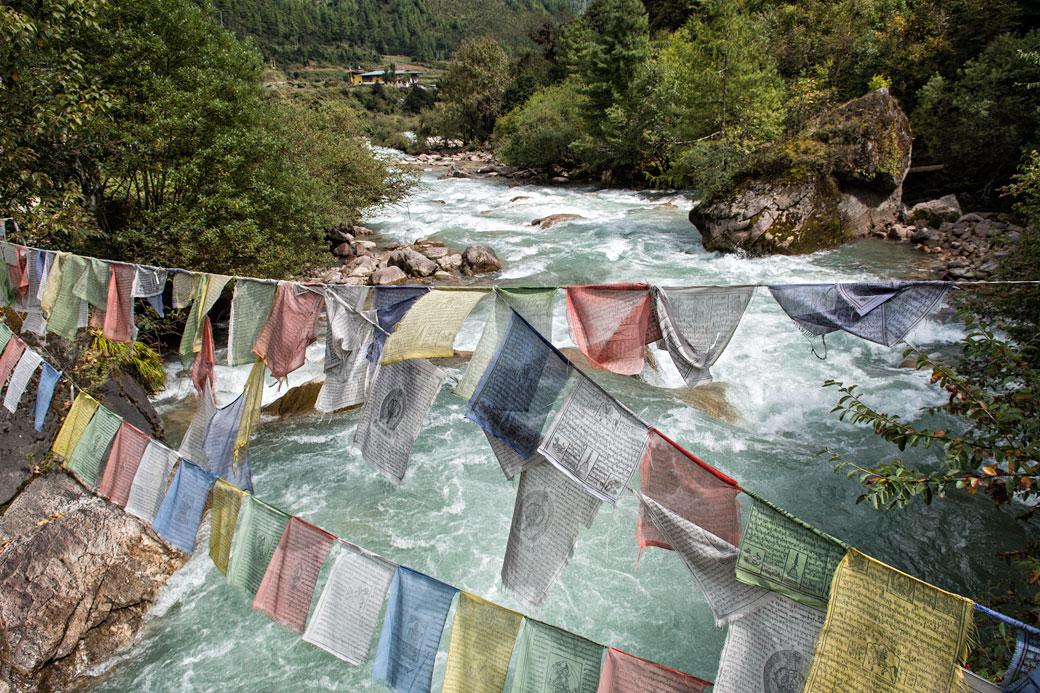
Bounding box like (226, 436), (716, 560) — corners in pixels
(86, 171), (1029, 690)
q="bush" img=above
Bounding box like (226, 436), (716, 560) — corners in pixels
(495, 81), (587, 168)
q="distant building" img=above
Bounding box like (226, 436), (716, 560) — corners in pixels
(349, 68), (425, 87)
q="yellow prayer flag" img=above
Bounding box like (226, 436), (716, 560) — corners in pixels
(442, 591), (523, 693)
(803, 548), (973, 692)
(51, 391), (99, 460)
(380, 288), (489, 366)
(39, 252), (66, 315)
(234, 357), (266, 464)
(209, 479), (246, 575)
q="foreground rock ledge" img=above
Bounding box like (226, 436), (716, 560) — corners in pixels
(690, 88), (912, 255)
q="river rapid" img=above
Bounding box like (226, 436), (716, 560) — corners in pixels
(87, 171), (1031, 690)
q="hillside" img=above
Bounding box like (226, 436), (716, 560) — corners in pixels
(201, 0), (581, 66)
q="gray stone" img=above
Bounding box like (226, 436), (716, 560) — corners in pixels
(907, 195), (962, 227)
(433, 271), (453, 281)
(530, 214), (584, 229)
(957, 213), (985, 224)
(369, 266), (409, 286)
(388, 249), (438, 277)
(438, 254), (463, 272)
(461, 244), (503, 276)
(422, 246), (450, 260)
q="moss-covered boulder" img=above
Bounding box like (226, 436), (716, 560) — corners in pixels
(689, 88), (912, 255)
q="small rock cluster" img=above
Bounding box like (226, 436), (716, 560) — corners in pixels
(880, 194), (1024, 280)
(311, 225), (502, 286)
(400, 150), (572, 184)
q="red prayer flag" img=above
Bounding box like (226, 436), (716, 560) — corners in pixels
(637, 429), (742, 551)
(252, 282), (324, 379)
(253, 516), (336, 634)
(191, 316), (215, 395)
(0, 335), (27, 387)
(7, 245), (29, 301)
(97, 421), (150, 506)
(597, 648), (712, 693)
(103, 262), (136, 343)
(565, 283), (660, 375)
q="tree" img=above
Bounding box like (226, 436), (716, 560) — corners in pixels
(436, 36), (510, 144)
(495, 79), (588, 167)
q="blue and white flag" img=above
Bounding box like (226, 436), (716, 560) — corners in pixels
(152, 461), (217, 553)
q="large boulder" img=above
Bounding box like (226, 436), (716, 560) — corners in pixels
(461, 244), (503, 275)
(388, 249), (437, 277)
(690, 88), (912, 255)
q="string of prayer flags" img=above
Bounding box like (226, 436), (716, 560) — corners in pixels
(0, 333), (26, 388)
(372, 565), (459, 693)
(132, 265), (167, 317)
(366, 286), (430, 364)
(209, 479), (246, 576)
(33, 362), (61, 431)
(512, 618), (604, 693)
(151, 461), (217, 553)
(442, 592), (523, 693)
(455, 287), (556, 400)
(598, 647), (712, 693)
(353, 358), (446, 484)
(637, 429), (742, 551)
(638, 493), (776, 626)
(227, 278), (278, 366)
(712, 594), (824, 693)
(803, 548), (973, 692)
(769, 281), (951, 351)
(379, 287), (488, 365)
(234, 357), (266, 463)
(102, 262), (136, 343)
(303, 542), (398, 665)
(1003, 629), (1040, 693)
(466, 311), (571, 459)
(652, 285), (754, 388)
(191, 315), (215, 395)
(201, 390), (254, 492)
(564, 283), (661, 375)
(252, 281), (324, 379)
(253, 516), (337, 634)
(539, 376), (649, 505)
(502, 461), (600, 609)
(2, 345), (40, 412)
(226, 496), (291, 596)
(735, 494), (847, 609)
(97, 421), (150, 506)
(318, 289), (375, 413)
(124, 440), (181, 523)
(178, 272), (230, 367)
(65, 403), (122, 487)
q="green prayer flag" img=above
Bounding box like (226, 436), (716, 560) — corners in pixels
(47, 254), (88, 341)
(227, 279), (277, 366)
(735, 495), (847, 609)
(209, 479), (246, 575)
(511, 619), (603, 693)
(226, 496), (290, 596)
(72, 257), (110, 308)
(65, 405), (123, 487)
(0, 321), (13, 351)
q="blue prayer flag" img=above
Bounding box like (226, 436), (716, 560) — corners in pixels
(373, 565), (459, 693)
(152, 461), (217, 553)
(366, 287), (429, 364)
(32, 362), (61, 432)
(202, 392), (253, 493)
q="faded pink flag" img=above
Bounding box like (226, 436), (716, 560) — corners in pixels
(0, 335), (27, 387)
(565, 283), (661, 375)
(191, 316), (215, 395)
(102, 262), (136, 343)
(252, 282), (324, 379)
(597, 648), (712, 693)
(7, 245), (29, 302)
(253, 516), (336, 634)
(98, 421), (150, 506)
(637, 429), (742, 551)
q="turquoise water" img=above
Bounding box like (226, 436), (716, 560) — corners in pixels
(86, 172), (1028, 690)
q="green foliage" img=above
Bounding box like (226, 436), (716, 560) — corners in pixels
(495, 80), (588, 167)
(77, 329), (167, 395)
(868, 74), (892, 91)
(436, 36), (511, 144)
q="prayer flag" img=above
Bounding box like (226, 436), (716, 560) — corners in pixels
(65, 404), (122, 487)
(637, 429), (741, 551)
(511, 618), (604, 693)
(227, 278), (278, 366)
(639, 493), (776, 626)
(233, 357), (266, 464)
(317, 289), (375, 413)
(353, 357), (446, 484)
(72, 257), (110, 309)
(735, 496), (847, 609)
(124, 440), (180, 523)
(21, 249), (47, 334)
(372, 565), (458, 693)
(102, 262), (136, 343)
(32, 362), (61, 431)
(0, 334), (27, 388)
(366, 286), (429, 364)
(442, 591), (523, 693)
(502, 461), (600, 609)
(226, 496), (291, 596)
(539, 375), (649, 505)
(151, 461), (217, 553)
(466, 311), (571, 459)
(178, 273), (230, 367)
(455, 287), (556, 400)
(652, 285), (754, 387)
(0, 321), (12, 350)
(51, 391), (100, 460)
(2, 344), (40, 412)
(252, 281), (323, 379)
(209, 479), (246, 576)
(201, 390), (253, 493)
(769, 282), (950, 350)
(253, 516), (336, 634)
(1004, 629), (1040, 693)
(132, 265), (167, 317)
(171, 272), (197, 309)
(97, 421), (150, 506)
(565, 283), (660, 375)
(598, 648), (711, 693)
(303, 542), (397, 665)
(380, 287), (488, 365)
(178, 382), (217, 466)
(712, 594), (825, 693)
(484, 429), (542, 480)
(191, 315), (215, 395)
(43, 253), (89, 340)
(803, 549), (973, 692)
